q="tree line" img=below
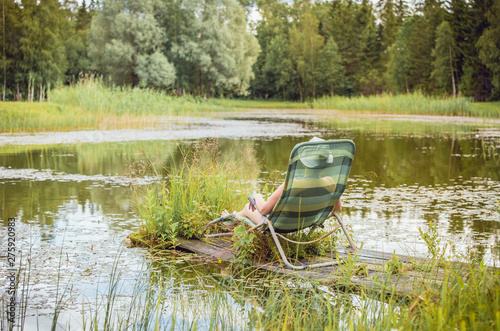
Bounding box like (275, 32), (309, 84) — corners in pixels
(1, 0), (499, 102)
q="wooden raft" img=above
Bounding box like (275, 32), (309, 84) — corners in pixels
(176, 237), (444, 297)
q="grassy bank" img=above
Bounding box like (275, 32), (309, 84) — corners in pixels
(3, 81), (500, 133)
(312, 92), (485, 116)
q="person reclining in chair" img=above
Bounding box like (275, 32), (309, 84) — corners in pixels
(221, 136), (342, 226)
(221, 182), (341, 225)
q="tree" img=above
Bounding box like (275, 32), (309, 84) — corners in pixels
(431, 21), (458, 96)
(386, 16), (415, 93)
(288, 11), (324, 100)
(1, 0), (21, 100)
(477, 0), (500, 99)
(174, 0), (259, 98)
(88, 0), (175, 88)
(251, 0), (293, 99)
(18, 0), (70, 101)
(317, 37), (344, 96)
(262, 35), (293, 99)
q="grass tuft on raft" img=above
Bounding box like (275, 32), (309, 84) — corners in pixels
(129, 139), (260, 248)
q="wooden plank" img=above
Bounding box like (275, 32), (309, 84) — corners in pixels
(176, 237), (235, 262)
(335, 247), (428, 263)
(175, 237), (440, 297)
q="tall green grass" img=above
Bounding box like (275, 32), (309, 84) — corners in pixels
(130, 139), (261, 248)
(471, 101), (500, 117)
(51, 79), (226, 116)
(0, 102), (96, 132)
(312, 92), (480, 116)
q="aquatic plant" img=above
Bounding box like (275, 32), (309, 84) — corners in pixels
(130, 139), (260, 248)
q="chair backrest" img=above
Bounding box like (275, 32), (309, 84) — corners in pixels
(268, 139), (355, 233)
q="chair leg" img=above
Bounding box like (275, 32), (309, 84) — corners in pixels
(263, 219), (342, 270)
(332, 211), (358, 254)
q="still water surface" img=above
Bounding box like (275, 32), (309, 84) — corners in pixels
(1, 110), (499, 327)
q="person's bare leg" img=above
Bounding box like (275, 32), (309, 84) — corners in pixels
(237, 194), (266, 224)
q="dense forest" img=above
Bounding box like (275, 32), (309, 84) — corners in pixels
(1, 0), (499, 102)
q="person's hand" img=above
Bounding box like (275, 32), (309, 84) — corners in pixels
(249, 203), (256, 212)
(248, 196), (258, 212)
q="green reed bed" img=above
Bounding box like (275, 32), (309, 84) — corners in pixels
(312, 92), (480, 116)
(0, 101), (96, 132)
(51, 80), (227, 116)
(209, 98), (309, 109)
(130, 139), (261, 248)
(471, 101), (500, 117)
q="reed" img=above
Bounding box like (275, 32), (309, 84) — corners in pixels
(130, 139), (260, 248)
(312, 92), (480, 116)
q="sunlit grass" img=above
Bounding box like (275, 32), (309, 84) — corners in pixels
(0, 101), (96, 132)
(3, 81), (499, 133)
(312, 92), (479, 116)
(470, 101), (500, 117)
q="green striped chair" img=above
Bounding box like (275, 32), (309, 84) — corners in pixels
(203, 139), (357, 270)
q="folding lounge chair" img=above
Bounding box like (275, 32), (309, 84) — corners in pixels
(203, 139), (358, 270)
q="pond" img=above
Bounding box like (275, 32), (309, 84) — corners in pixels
(1, 110), (499, 328)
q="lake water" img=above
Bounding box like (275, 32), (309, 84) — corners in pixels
(1, 110), (499, 328)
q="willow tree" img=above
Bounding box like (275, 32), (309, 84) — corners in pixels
(88, 0), (175, 88)
(174, 0), (259, 98)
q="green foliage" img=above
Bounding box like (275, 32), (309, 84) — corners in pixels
(477, 0), (500, 100)
(88, 0), (175, 88)
(384, 254), (403, 274)
(317, 37), (344, 96)
(419, 221), (449, 260)
(2, 0), (499, 102)
(132, 139), (259, 247)
(232, 225), (257, 266)
(431, 21), (458, 95)
(173, 0), (259, 98)
(288, 11), (324, 100)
